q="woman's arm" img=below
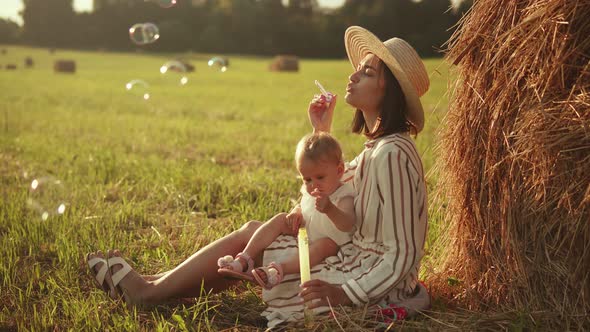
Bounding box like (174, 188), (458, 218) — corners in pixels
(308, 94), (337, 133)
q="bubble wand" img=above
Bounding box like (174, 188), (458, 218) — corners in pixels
(314, 80), (333, 103)
(314, 80), (334, 124)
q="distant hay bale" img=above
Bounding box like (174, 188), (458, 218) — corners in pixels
(5, 64), (17, 70)
(174, 59), (195, 72)
(1, 49), (6, 55)
(184, 63), (195, 72)
(429, 0), (590, 328)
(269, 55), (299, 72)
(24, 57), (34, 68)
(54, 60), (76, 73)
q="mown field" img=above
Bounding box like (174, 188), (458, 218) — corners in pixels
(0, 45), (451, 330)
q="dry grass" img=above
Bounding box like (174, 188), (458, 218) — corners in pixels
(428, 0), (590, 329)
(191, 290), (570, 331)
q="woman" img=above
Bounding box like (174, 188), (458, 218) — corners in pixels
(87, 26), (430, 327)
(262, 26), (430, 326)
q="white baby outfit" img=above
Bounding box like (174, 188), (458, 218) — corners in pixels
(299, 182), (355, 246)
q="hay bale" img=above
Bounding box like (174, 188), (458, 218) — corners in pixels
(430, 0), (590, 328)
(24, 57), (34, 68)
(54, 60), (76, 73)
(269, 55), (299, 72)
(183, 62), (195, 72)
(1, 49), (6, 55)
(5, 64), (16, 70)
(176, 59), (195, 72)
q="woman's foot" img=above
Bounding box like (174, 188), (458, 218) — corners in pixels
(142, 272), (168, 281)
(86, 250), (118, 299)
(106, 249), (152, 305)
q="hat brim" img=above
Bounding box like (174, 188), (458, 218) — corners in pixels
(344, 26), (425, 133)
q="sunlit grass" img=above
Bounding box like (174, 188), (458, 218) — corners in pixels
(0, 45), (452, 330)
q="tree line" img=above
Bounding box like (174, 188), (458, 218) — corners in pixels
(0, 0), (472, 58)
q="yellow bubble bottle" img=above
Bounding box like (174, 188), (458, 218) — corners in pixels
(298, 228), (313, 324)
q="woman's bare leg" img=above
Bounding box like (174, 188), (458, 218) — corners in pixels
(108, 220), (263, 304)
(141, 271), (170, 281)
(147, 212), (288, 279)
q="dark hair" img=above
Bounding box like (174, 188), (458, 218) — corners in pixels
(351, 61), (411, 139)
(295, 132), (343, 166)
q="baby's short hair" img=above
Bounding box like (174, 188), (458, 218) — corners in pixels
(295, 132), (343, 166)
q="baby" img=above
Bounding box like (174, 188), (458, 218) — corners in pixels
(217, 132), (356, 289)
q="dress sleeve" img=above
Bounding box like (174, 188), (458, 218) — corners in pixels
(341, 148), (423, 305)
(342, 154), (359, 184)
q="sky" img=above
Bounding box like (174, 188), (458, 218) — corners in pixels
(0, 0), (346, 25)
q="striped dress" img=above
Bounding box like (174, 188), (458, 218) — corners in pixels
(261, 132), (428, 328)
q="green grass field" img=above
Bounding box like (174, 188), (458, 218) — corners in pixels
(0, 45), (451, 330)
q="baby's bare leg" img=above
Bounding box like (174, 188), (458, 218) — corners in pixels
(281, 237), (338, 274)
(255, 237), (339, 282)
(242, 213), (290, 261)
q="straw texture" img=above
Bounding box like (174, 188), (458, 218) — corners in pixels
(429, 0), (590, 328)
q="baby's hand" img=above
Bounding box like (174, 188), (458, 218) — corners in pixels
(311, 189), (331, 213)
(286, 211), (303, 233)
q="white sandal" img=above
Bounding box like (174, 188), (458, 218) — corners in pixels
(87, 253), (110, 294)
(107, 255), (133, 298)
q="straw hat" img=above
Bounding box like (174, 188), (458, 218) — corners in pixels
(345, 26), (429, 133)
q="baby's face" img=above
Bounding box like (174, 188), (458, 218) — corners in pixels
(298, 158), (343, 196)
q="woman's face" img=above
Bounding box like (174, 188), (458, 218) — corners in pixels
(345, 53), (386, 114)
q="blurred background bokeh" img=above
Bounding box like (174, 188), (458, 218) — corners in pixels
(0, 0), (472, 58)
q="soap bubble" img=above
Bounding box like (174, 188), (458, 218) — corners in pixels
(145, 0), (177, 8)
(160, 60), (189, 85)
(27, 176), (67, 221)
(207, 57), (228, 72)
(125, 79), (150, 100)
(129, 23), (160, 45)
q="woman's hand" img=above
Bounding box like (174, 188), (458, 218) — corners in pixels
(308, 94), (337, 133)
(299, 279), (352, 309)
